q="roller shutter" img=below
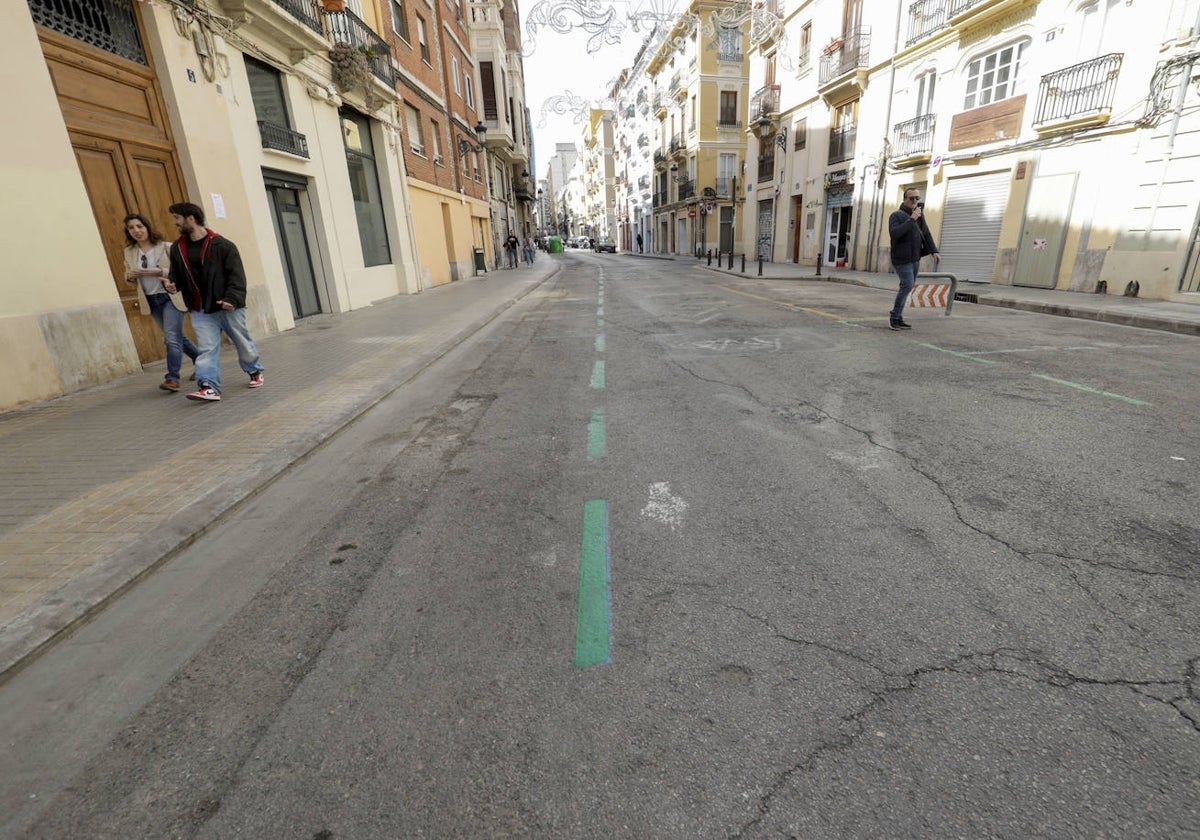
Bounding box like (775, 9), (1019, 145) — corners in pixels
(939, 171), (1011, 283)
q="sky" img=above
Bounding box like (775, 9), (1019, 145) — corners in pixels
(517, 0), (681, 178)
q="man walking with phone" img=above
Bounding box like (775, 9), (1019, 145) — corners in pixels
(163, 202), (265, 402)
(888, 187), (940, 330)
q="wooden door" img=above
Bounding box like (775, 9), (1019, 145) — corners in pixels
(39, 22), (187, 365)
(70, 132), (177, 360)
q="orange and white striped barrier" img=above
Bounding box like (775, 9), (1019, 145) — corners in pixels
(908, 283), (949, 309)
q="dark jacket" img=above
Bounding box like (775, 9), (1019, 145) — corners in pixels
(168, 230), (247, 313)
(888, 205), (938, 266)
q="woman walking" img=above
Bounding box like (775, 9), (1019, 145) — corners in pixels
(123, 213), (199, 391)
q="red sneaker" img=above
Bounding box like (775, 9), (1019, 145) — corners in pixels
(248, 372), (264, 389)
(185, 387), (221, 402)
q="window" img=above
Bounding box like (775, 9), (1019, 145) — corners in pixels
(245, 58), (289, 128)
(431, 119), (443, 163)
(964, 41), (1027, 109)
(390, 0), (408, 41)
(916, 69), (937, 117)
(798, 22), (812, 72)
(464, 73), (475, 109)
(719, 90), (738, 126)
(340, 109), (391, 267)
(405, 103), (425, 155)
(718, 27), (740, 61)
(452, 56), (461, 94)
(480, 62), (497, 120)
(794, 117), (807, 150)
(416, 15), (430, 63)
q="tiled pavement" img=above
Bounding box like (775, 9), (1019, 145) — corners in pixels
(0, 262), (554, 678)
(4, 251), (1200, 679)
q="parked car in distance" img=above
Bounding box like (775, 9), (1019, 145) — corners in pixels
(595, 237), (616, 253)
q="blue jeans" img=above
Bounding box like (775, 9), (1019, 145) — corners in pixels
(191, 307), (263, 394)
(147, 293), (199, 381)
(890, 260), (920, 320)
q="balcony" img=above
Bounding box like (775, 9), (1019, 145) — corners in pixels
(819, 27), (871, 85)
(325, 8), (395, 86)
(653, 190), (668, 206)
(891, 113), (934, 163)
(718, 114), (742, 130)
(1033, 53), (1123, 134)
(258, 121), (310, 158)
(718, 49), (743, 63)
(828, 124), (856, 164)
(669, 134), (684, 154)
(947, 0), (1027, 30)
(221, 0), (326, 54)
(678, 179), (695, 201)
(749, 84), (780, 123)
(653, 149), (667, 166)
(906, 0), (948, 47)
(715, 176), (733, 196)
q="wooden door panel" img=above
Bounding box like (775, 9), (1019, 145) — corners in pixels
(72, 136), (163, 363)
(124, 143), (185, 238)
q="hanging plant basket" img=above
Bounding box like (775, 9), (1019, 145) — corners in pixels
(329, 41), (370, 94)
(322, 0), (346, 12)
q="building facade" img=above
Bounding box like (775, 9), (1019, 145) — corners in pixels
(4, 0), (427, 412)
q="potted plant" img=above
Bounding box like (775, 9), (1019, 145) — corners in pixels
(322, 0), (346, 12)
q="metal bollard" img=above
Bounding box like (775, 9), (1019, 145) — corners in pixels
(740, 254), (746, 273)
(727, 251), (733, 270)
(707, 250), (712, 266)
(757, 256), (763, 276)
(815, 250), (822, 277)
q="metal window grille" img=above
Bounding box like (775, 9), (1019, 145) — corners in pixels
(29, 0), (146, 65)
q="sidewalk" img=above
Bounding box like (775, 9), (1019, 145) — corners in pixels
(0, 261), (556, 680)
(687, 255), (1200, 337)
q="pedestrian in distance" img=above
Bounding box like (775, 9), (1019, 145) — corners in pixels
(523, 234), (535, 266)
(162, 202), (265, 402)
(122, 213), (199, 392)
(636, 232), (644, 253)
(505, 232), (519, 269)
(888, 187), (940, 330)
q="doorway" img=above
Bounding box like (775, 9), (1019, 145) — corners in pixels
(792, 196), (804, 262)
(264, 172), (321, 318)
(825, 204), (853, 265)
(39, 21), (188, 364)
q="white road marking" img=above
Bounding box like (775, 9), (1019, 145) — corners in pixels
(641, 482), (688, 531)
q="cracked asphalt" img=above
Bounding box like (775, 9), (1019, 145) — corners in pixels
(3, 254), (1198, 838)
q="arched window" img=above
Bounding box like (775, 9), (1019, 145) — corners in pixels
(963, 39), (1030, 109)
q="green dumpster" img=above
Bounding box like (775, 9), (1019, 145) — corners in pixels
(548, 235), (563, 254)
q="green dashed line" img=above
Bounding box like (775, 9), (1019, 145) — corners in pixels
(919, 343), (997, 364)
(595, 333), (606, 353)
(588, 407), (606, 458)
(1032, 374), (1150, 406)
(591, 360), (606, 390)
(575, 499), (612, 668)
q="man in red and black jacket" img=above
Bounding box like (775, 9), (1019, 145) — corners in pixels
(163, 202), (265, 402)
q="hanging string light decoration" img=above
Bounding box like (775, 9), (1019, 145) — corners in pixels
(524, 0), (626, 55)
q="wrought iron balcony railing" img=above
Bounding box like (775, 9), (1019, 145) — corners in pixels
(678, 179), (695, 201)
(906, 0), (947, 46)
(891, 113), (935, 158)
(718, 50), (743, 63)
(278, 0), (323, 34)
(819, 27), (871, 84)
(669, 134), (684, 153)
(325, 9), (395, 86)
(258, 121), (310, 158)
(749, 84), (780, 123)
(653, 149), (667, 165)
(653, 190), (668, 206)
(717, 116), (742, 129)
(1033, 53), (1123, 127)
(949, 0), (988, 15)
(715, 176), (732, 196)
(828, 124), (856, 164)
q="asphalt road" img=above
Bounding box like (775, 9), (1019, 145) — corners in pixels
(4, 254), (1199, 838)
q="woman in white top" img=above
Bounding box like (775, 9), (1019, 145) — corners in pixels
(123, 213), (199, 391)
